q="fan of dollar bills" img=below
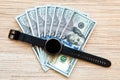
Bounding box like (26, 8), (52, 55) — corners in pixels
(16, 5), (96, 77)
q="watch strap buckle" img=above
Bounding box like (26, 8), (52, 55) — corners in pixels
(8, 29), (21, 40)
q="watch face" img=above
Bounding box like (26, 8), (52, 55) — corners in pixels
(45, 39), (62, 55)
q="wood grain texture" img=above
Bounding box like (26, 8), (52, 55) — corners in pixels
(0, 0), (120, 80)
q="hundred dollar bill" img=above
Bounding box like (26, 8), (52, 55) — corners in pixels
(36, 6), (46, 37)
(46, 5), (56, 37)
(55, 8), (74, 37)
(26, 9), (38, 36)
(46, 12), (96, 77)
(36, 6), (50, 71)
(16, 13), (43, 70)
(49, 6), (65, 37)
(26, 8), (49, 71)
(55, 7), (88, 38)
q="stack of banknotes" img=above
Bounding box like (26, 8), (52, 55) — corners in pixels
(16, 5), (96, 77)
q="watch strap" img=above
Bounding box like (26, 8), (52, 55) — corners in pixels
(8, 29), (46, 48)
(8, 30), (111, 67)
(61, 45), (111, 67)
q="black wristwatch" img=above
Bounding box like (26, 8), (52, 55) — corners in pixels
(8, 29), (111, 67)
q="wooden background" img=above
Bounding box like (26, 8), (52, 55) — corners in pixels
(0, 0), (120, 80)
